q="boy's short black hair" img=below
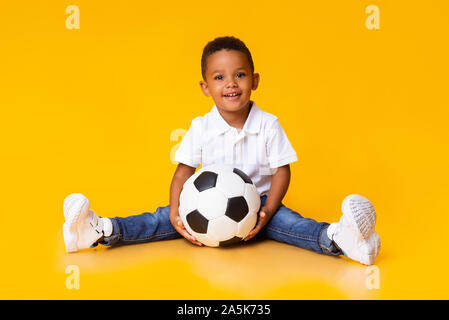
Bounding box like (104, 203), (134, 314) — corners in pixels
(201, 36), (254, 80)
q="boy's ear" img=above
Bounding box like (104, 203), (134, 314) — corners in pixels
(199, 80), (211, 96)
(252, 73), (260, 90)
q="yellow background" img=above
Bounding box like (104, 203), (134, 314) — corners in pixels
(1, 0), (448, 299)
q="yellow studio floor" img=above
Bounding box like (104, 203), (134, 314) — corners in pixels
(1, 189), (448, 300)
(47, 218), (445, 300)
(57, 235), (381, 300)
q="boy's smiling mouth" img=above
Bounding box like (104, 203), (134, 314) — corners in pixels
(223, 92), (241, 100)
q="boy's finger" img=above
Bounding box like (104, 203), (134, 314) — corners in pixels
(176, 225), (185, 234)
(244, 234), (254, 241)
(252, 221), (263, 232)
(180, 230), (202, 246)
(188, 237), (202, 246)
(183, 231), (193, 240)
(244, 219), (264, 241)
(244, 228), (257, 241)
(179, 229), (190, 239)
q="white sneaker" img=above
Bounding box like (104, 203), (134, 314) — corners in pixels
(62, 193), (111, 253)
(327, 194), (381, 265)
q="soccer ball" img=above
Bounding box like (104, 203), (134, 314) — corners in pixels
(178, 164), (261, 247)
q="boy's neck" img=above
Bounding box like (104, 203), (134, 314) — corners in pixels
(216, 101), (253, 130)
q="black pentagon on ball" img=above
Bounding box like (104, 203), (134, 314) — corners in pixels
(186, 209), (208, 234)
(219, 236), (243, 247)
(194, 171), (218, 192)
(225, 196), (249, 223)
(233, 168), (253, 184)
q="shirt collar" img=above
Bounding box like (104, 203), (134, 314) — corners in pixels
(210, 101), (262, 136)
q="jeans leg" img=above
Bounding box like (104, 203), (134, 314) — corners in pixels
(100, 205), (182, 246)
(258, 197), (341, 256)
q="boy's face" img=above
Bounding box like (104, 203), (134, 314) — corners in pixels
(200, 49), (259, 113)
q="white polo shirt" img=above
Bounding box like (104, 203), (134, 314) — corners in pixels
(174, 102), (298, 196)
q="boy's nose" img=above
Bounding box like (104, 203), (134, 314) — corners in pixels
(225, 80), (238, 88)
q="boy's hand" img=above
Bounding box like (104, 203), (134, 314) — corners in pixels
(243, 206), (274, 242)
(244, 165), (290, 242)
(171, 215), (203, 246)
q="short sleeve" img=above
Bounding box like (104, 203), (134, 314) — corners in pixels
(266, 119), (298, 168)
(174, 118), (202, 168)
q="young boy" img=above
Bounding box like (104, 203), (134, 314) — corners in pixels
(63, 36), (380, 265)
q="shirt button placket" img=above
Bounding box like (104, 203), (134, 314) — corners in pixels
(234, 131), (244, 165)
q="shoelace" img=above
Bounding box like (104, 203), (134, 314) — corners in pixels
(89, 214), (103, 234)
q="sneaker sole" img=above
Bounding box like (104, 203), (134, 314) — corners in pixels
(342, 194), (380, 265)
(341, 194), (376, 240)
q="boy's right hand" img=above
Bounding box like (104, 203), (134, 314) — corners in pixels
(171, 215), (203, 246)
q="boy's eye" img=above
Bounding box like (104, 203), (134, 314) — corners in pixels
(214, 75), (223, 80)
(236, 72), (246, 78)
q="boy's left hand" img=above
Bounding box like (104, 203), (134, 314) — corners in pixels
(243, 206), (273, 242)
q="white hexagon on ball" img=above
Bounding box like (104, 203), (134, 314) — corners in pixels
(178, 182), (199, 217)
(215, 170), (245, 198)
(194, 233), (219, 247)
(196, 188), (228, 220)
(207, 215), (238, 242)
(243, 183), (261, 214)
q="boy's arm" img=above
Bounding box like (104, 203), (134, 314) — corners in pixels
(243, 164), (291, 241)
(169, 163), (203, 246)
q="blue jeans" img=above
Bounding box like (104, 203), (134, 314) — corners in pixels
(100, 195), (341, 256)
